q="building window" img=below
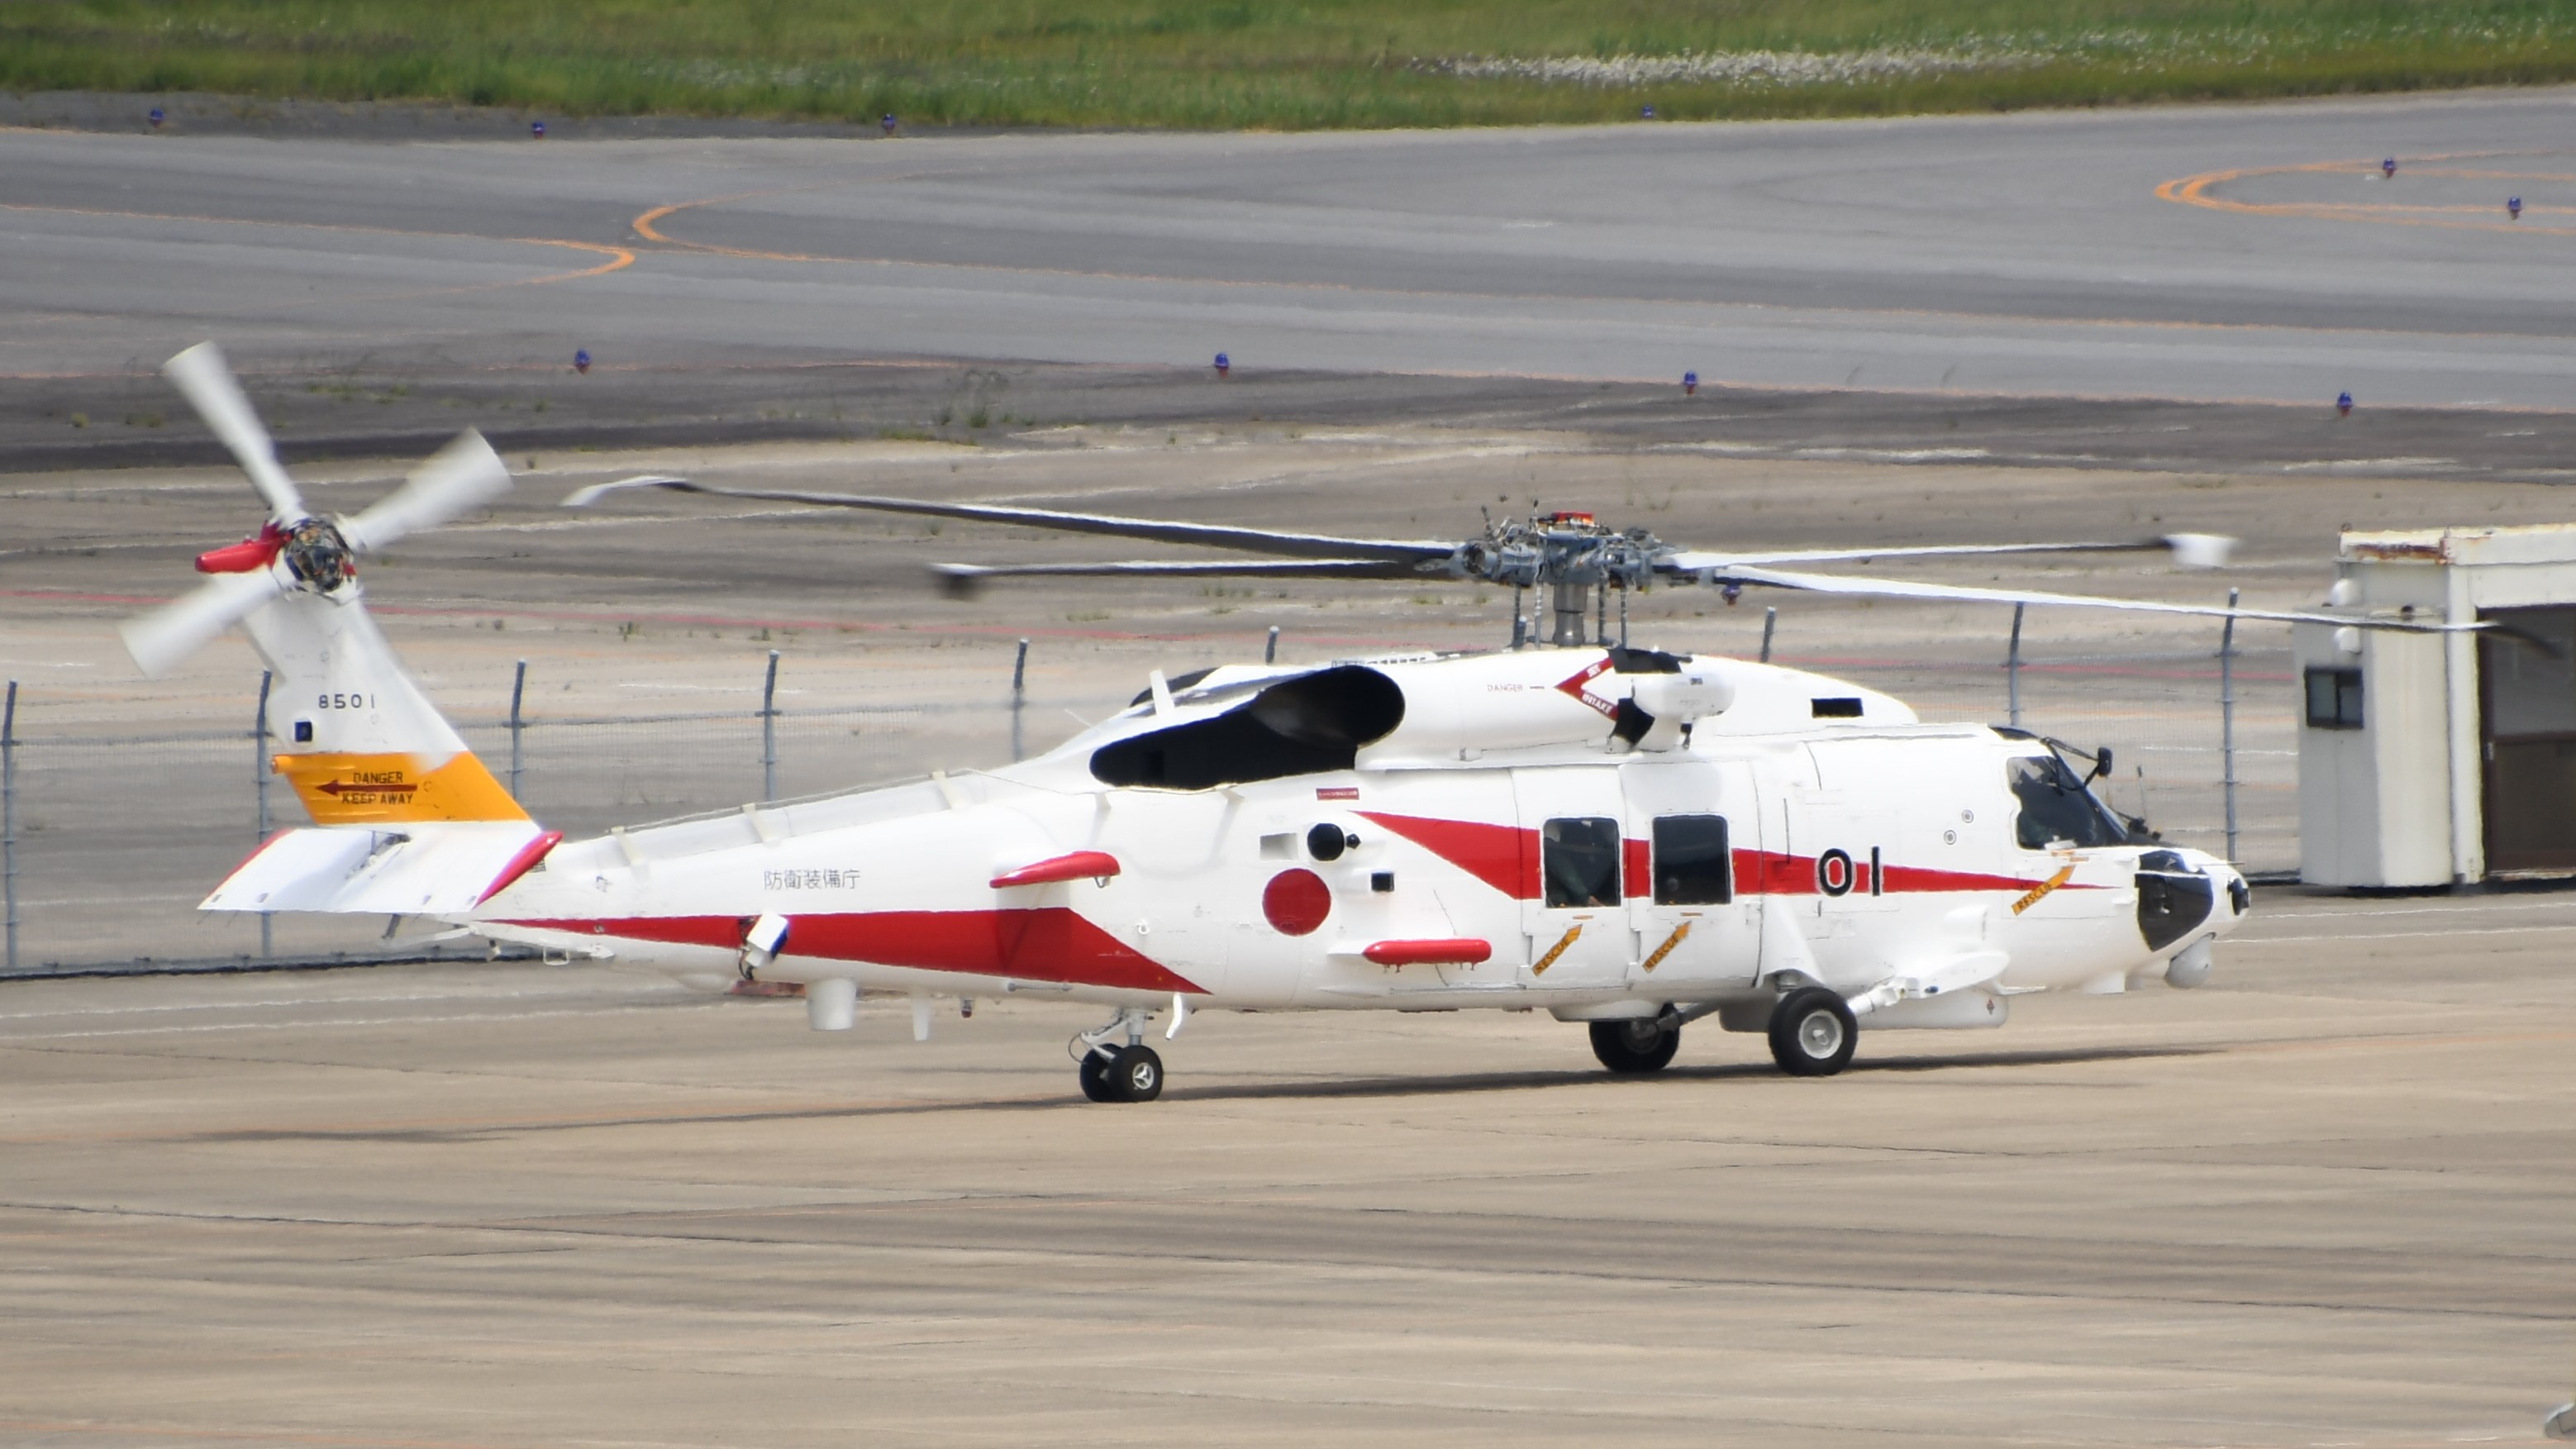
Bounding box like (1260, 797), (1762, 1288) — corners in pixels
(2305, 667), (2364, 730)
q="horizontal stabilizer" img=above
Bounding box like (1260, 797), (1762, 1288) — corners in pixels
(203, 822), (558, 915)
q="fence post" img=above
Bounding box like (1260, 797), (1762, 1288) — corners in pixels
(507, 658), (527, 801)
(1759, 607), (1776, 664)
(2221, 587), (2240, 865)
(2006, 603), (2026, 729)
(3, 679), (17, 975)
(1265, 625), (1279, 665)
(760, 650), (781, 803)
(1010, 637), (1029, 764)
(253, 670), (272, 960)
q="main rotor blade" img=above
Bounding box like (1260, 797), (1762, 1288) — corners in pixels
(119, 568), (293, 678)
(163, 342), (307, 526)
(565, 476), (1458, 564)
(340, 431), (513, 555)
(1710, 564), (2472, 632)
(931, 557), (1425, 597)
(936, 559), (1423, 581)
(1662, 534), (2236, 573)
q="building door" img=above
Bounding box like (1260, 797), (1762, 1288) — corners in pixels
(2480, 608), (2576, 874)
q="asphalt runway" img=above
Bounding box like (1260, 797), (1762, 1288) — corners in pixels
(3, 888), (2572, 1447)
(6, 86), (2576, 428)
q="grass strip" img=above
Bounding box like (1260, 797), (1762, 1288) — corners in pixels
(5, 0), (2574, 130)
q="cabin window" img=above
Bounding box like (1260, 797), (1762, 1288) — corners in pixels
(1541, 817), (1623, 908)
(2006, 755), (2128, 850)
(1811, 697), (1864, 718)
(2304, 667), (2364, 730)
(1090, 665), (1405, 791)
(1652, 815), (1732, 904)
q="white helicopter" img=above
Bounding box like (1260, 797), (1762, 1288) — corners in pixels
(123, 344), (2450, 1103)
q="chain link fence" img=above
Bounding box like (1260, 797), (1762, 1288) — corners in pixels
(0, 615), (2293, 977)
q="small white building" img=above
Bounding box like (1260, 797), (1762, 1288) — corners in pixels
(2297, 523), (2576, 888)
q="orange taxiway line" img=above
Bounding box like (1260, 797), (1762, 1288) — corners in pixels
(630, 184), (2562, 346)
(0, 201), (635, 291)
(2157, 150), (2576, 238)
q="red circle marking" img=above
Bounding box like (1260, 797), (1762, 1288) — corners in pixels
(1262, 869), (1331, 936)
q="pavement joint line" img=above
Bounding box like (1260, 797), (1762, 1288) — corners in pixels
(19, 1200), (2559, 1328)
(2224, 923), (2576, 944)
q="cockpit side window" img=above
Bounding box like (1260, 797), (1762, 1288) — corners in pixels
(1541, 817), (1623, 908)
(2006, 755), (2127, 850)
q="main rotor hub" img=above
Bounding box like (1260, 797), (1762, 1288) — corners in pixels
(281, 517), (356, 593)
(1464, 509), (1664, 591)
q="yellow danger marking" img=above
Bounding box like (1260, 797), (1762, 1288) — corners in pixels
(1639, 921), (1693, 974)
(2012, 866), (2076, 916)
(1529, 924), (1583, 977)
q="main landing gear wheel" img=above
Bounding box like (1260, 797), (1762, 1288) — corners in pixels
(1078, 1048), (1118, 1103)
(1768, 987), (1857, 1077)
(1588, 1018), (1681, 1074)
(1076, 1043), (1164, 1103)
(1106, 1043), (1164, 1102)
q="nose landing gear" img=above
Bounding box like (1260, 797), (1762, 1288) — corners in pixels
(1072, 1008), (1167, 1103)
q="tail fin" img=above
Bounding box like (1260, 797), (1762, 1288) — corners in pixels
(121, 341), (547, 917)
(246, 590), (529, 826)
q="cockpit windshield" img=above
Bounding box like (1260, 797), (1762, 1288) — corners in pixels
(2006, 752), (2132, 850)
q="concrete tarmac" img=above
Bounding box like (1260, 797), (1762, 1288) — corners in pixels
(6, 88), (2576, 418)
(2, 888), (2571, 1447)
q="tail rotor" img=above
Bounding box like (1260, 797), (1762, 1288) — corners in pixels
(119, 343), (512, 677)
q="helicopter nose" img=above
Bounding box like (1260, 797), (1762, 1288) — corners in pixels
(2135, 847), (2217, 951)
(2213, 860), (2251, 922)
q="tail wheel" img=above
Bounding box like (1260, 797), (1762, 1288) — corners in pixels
(1588, 1018), (1680, 1074)
(1768, 987), (1857, 1076)
(1107, 1044), (1164, 1102)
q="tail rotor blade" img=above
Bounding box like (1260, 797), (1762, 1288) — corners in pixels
(163, 342), (307, 525)
(119, 569), (292, 678)
(340, 431), (512, 555)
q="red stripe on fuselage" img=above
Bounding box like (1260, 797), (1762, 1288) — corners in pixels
(1359, 812), (2079, 900)
(497, 908), (1206, 994)
(1357, 813), (1533, 899)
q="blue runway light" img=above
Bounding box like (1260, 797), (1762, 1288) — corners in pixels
(148, 107), (164, 130)
(882, 113), (898, 136)
(1213, 352), (1231, 379)
(2337, 391), (2353, 417)
(2381, 157), (2396, 179)
(531, 121), (546, 140)
(574, 349), (592, 374)
(2509, 196), (2524, 220)
(1641, 105), (1656, 120)
(1683, 370), (1698, 395)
